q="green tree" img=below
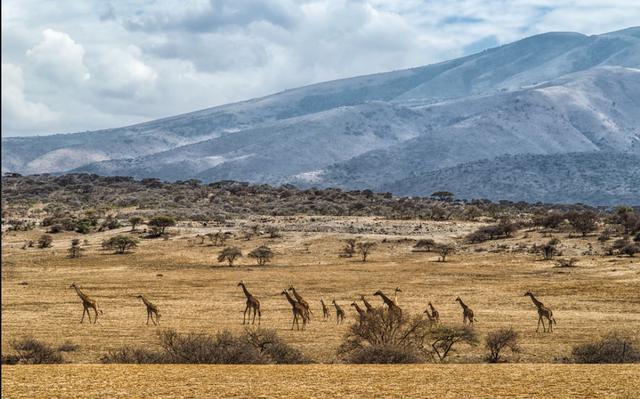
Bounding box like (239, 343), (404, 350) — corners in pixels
(105, 235), (139, 254)
(148, 216), (176, 236)
(248, 246), (274, 265)
(218, 247), (242, 266)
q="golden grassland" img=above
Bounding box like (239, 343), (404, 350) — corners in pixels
(2, 217), (640, 397)
(2, 364), (640, 398)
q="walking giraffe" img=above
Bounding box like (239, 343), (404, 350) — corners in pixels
(238, 281), (261, 325)
(281, 290), (308, 330)
(70, 283), (102, 324)
(288, 286), (312, 321)
(320, 298), (330, 320)
(332, 300), (345, 324)
(374, 290), (402, 319)
(524, 291), (557, 332)
(136, 294), (160, 325)
(351, 302), (366, 323)
(360, 295), (374, 312)
(455, 297), (476, 325)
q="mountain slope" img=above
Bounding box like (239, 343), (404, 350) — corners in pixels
(2, 27), (639, 177)
(382, 152), (640, 205)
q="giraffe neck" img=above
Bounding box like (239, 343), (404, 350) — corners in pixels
(291, 289), (304, 302)
(429, 304), (435, 311)
(333, 302), (342, 311)
(458, 299), (468, 309)
(379, 293), (394, 307)
(394, 292), (399, 305)
(74, 286), (89, 301)
(240, 284), (252, 299)
(284, 292), (297, 306)
(362, 297), (373, 309)
(140, 296), (152, 307)
(528, 294), (544, 308)
(353, 303), (363, 313)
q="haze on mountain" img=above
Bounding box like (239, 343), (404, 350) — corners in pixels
(2, 27), (639, 205)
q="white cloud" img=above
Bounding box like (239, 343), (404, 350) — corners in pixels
(26, 29), (90, 85)
(2, 63), (58, 133)
(1, 0), (638, 136)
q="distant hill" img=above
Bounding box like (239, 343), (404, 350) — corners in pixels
(383, 152), (640, 205)
(2, 27), (639, 205)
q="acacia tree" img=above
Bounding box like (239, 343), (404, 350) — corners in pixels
(105, 235), (139, 254)
(218, 247), (242, 266)
(248, 246), (273, 265)
(357, 242), (376, 262)
(37, 234), (53, 249)
(567, 211), (599, 237)
(129, 216), (143, 231)
(436, 244), (455, 262)
(67, 238), (84, 258)
(340, 239), (357, 257)
(430, 325), (478, 362)
(148, 216), (176, 236)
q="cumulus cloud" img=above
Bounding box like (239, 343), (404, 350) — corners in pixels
(26, 29), (90, 85)
(2, 63), (58, 133)
(1, 0), (638, 136)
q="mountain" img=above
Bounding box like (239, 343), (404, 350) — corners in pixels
(2, 27), (640, 204)
(382, 152), (640, 206)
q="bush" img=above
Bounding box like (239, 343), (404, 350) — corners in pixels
(5, 337), (65, 364)
(148, 215), (176, 236)
(436, 244), (455, 262)
(413, 239), (436, 252)
(571, 332), (639, 363)
(338, 308), (432, 363)
(357, 242), (376, 262)
(566, 210), (599, 236)
(555, 258), (578, 267)
(101, 328), (307, 364)
(485, 328), (520, 363)
(37, 234), (53, 249)
(48, 223), (63, 233)
(429, 325), (478, 362)
(340, 238), (357, 257)
(57, 341), (80, 352)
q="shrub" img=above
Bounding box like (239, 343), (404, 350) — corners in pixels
(248, 246), (273, 265)
(566, 210), (599, 236)
(48, 223), (63, 233)
(129, 216), (144, 231)
(57, 341), (80, 352)
(571, 332), (639, 363)
(338, 308), (432, 364)
(6, 337), (65, 364)
(485, 328), (520, 363)
(430, 325), (478, 362)
(538, 238), (560, 260)
(37, 234), (53, 249)
(621, 243), (640, 257)
(265, 226), (281, 238)
(218, 247), (242, 266)
(555, 258), (578, 267)
(68, 239), (84, 258)
(101, 328), (307, 364)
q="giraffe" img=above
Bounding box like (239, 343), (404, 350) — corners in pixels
(281, 290), (307, 330)
(332, 300), (345, 324)
(374, 290), (402, 319)
(455, 297), (476, 325)
(238, 281), (261, 325)
(69, 283), (102, 324)
(360, 295), (374, 313)
(288, 286), (312, 321)
(351, 302), (366, 323)
(320, 298), (330, 320)
(136, 294), (160, 325)
(426, 302), (440, 324)
(394, 287), (402, 306)
(524, 291), (557, 332)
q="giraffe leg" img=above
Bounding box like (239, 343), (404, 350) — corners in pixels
(151, 311), (157, 325)
(87, 308), (93, 324)
(537, 316), (543, 332)
(291, 313), (296, 330)
(252, 308), (257, 325)
(546, 316), (552, 332)
(93, 308), (98, 324)
(146, 310), (150, 325)
(80, 308), (86, 323)
(243, 306), (248, 324)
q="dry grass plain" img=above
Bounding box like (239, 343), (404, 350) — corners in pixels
(2, 216), (640, 397)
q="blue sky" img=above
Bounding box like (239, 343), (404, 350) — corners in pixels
(2, 0), (639, 136)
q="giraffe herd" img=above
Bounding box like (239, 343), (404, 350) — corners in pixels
(69, 282), (558, 333)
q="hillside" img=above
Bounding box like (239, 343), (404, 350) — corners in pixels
(382, 152), (640, 205)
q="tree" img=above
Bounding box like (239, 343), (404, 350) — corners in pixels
(430, 325), (478, 362)
(622, 243), (640, 257)
(104, 235), (139, 254)
(129, 216), (143, 231)
(67, 238), (84, 258)
(248, 246), (273, 265)
(148, 215), (176, 236)
(37, 234), (53, 249)
(218, 247), (242, 266)
(357, 242), (375, 262)
(485, 328), (520, 363)
(436, 244), (455, 262)
(413, 239), (435, 252)
(430, 191), (454, 202)
(567, 210), (599, 237)
(540, 238), (560, 260)
(340, 239), (357, 257)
